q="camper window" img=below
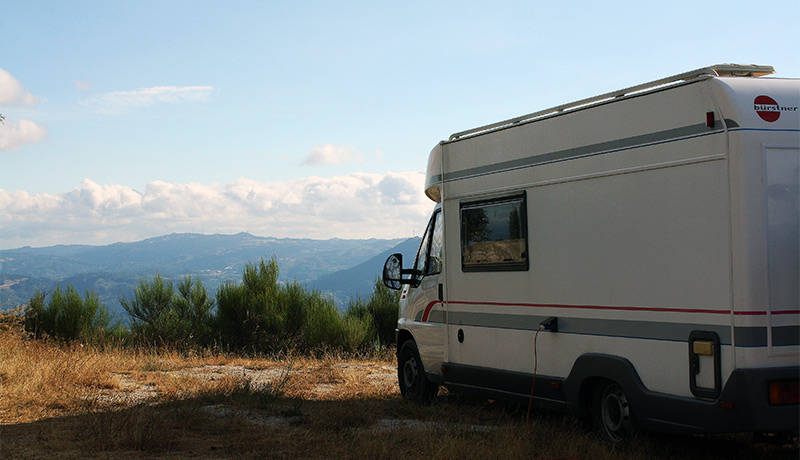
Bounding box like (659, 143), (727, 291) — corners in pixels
(460, 193), (528, 272)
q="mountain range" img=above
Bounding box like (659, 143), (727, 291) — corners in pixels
(0, 233), (422, 320)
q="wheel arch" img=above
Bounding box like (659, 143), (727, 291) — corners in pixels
(396, 328), (415, 355)
(396, 331), (439, 402)
(564, 354), (648, 421)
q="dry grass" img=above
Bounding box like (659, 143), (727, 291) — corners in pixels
(0, 318), (796, 460)
(0, 325), (119, 423)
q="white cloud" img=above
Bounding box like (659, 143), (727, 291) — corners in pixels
(82, 85), (214, 113)
(0, 69), (45, 151)
(302, 144), (364, 165)
(0, 68), (40, 106)
(0, 172), (433, 248)
(0, 119), (47, 151)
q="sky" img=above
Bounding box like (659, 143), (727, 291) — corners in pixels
(1, 1), (799, 249)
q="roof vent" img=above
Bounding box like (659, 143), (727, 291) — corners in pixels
(710, 64), (775, 77)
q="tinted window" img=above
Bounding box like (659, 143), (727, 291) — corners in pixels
(461, 193), (528, 271)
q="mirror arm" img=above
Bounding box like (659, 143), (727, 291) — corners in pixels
(399, 268), (423, 287)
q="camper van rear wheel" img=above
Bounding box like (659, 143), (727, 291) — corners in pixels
(592, 382), (636, 445)
(398, 340), (438, 403)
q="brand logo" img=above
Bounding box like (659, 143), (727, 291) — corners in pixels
(754, 95), (798, 122)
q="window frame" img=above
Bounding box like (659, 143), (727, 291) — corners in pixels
(460, 191), (529, 272)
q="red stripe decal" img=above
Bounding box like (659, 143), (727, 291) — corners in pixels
(421, 301), (443, 322)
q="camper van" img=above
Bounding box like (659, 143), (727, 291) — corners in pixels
(383, 64), (799, 443)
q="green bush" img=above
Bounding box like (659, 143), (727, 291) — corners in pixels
(175, 276), (214, 343)
(215, 257), (381, 353)
(24, 285), (112, 342)
(341, 314), (375, 354)
(121, 275), (212, 347)
(215, 258), (281, 349)
(301, 293), (341, 350)
(280, 281), (308, 333)
(302, 291), (367, 352)
(345, 278), (400, 347)
(22, 257), (399, 355)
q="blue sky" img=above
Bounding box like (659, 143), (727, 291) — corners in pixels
(2, 1), (799, 248)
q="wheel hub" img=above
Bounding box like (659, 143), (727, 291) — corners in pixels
(601, 386), (631, 441)
(403, 357), (418, 390)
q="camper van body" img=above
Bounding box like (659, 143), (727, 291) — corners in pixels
(384, 64), (799, 438)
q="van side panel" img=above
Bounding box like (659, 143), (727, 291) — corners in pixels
(441, 81), (734, 399)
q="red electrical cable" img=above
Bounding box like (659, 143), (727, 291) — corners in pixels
(527, 325), (544, 426)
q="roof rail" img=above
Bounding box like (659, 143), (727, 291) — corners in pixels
(448, 63), (775, 141)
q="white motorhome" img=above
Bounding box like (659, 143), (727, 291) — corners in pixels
(383, 64), (799, 443)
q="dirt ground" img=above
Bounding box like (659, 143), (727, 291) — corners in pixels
(1, 332), (797, 460)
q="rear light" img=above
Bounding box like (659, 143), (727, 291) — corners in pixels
(768, 380), (799, 405)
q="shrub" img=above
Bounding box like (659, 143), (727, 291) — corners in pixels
(175, 276), (214, 344)
(345, 279), (400, 347)
(301, 293), (342, 351)
(280, 281), (308, 333)
(341, 314), (375, 354)
(121, 275), (212, 347)
(215, 258), (281, 349)
(24, 285), (112, 342)
(215, 257), (378, 353)
(23, 256), (398, 355)
(302, 291), (366, 352)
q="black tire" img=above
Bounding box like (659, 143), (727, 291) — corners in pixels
(397, 340), (438, 403)
(592, 381), (636, 445)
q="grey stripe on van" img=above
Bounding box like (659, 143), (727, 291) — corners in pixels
(446, 311), (793, 347)
(773, 326), (800, 347)
(430, 120), (739, 185)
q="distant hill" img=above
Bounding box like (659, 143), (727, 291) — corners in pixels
(0, 233), (413, 320)
(1, 233), (404, 281)
(309, 237), (421, 306)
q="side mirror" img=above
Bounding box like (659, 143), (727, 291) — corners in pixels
(382, 253), (404, 290)
(383, 253), (423, 290)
